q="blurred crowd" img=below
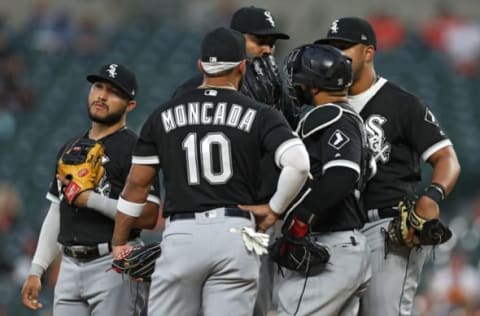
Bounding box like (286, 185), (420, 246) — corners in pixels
(1, 1), (480, 315)
(367, 3), (480, 77)
(0, 0), (107, 143)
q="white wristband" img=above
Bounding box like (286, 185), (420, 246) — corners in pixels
(117, 196), (146, 217)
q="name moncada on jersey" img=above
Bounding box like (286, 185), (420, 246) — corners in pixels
(161, 94), (258, 133)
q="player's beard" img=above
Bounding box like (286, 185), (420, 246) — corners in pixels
(352, 61), (364, 84)
(87, 102), (125, 126)
(295, 86), (314, 106)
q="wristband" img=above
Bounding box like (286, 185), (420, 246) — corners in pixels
(423, 183), (445, 204)
(29, 263), (45, 278)
(117, 196), (145, 217)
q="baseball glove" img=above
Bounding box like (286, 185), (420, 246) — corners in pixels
(57, 138), (105, 204)
(111, 242), (162, 282)
(387, 198), (453, 247)
(241, 54), (281, 106)
(269, 234), (330, 273)
(241, 54), (299, 127)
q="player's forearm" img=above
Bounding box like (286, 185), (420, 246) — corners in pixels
(270, 143), (310, 214)
(30, 202), (61, 277)
(301, 167), (357, 217)
(88, 192), (159, 229)
(133, 201), (159, 229)
(428, 146), (461, 196)
(112, 211), (137, 245)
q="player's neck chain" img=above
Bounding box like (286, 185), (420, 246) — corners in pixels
(198, 83), (237, 91)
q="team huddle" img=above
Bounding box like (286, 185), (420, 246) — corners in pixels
(21, 6), (460, 316)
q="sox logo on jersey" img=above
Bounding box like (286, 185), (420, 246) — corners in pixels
(365, 115), (391, 164)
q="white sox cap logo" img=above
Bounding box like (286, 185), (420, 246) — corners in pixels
(264, 11), (275, 27)
(107, 64), (118, 78)
(330, 20), (339, 34)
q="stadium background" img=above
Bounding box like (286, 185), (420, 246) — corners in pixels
(0, 0), (480, 315)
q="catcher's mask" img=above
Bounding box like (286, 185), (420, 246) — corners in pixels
(284, 44), (352, 103)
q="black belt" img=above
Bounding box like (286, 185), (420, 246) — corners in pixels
(169, 208), (251, 222)
(367, 207), (399, 222)
(63, 243), (111, 262)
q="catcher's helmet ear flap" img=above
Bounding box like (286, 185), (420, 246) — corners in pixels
(284, 44), (353, 92)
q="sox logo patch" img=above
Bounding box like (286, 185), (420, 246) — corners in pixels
(328, 129), (350, 150)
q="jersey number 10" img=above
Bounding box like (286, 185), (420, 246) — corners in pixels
(182, 132), (233, 185)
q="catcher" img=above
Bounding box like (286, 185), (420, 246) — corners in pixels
(21, 63), (161, 316)
(243, 44), (376, 315)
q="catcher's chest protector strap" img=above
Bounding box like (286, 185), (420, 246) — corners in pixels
(296, 104), (342, 138)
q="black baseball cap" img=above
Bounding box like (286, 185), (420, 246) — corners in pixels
(314, 17), (377, 49)
(231, 6), (289, 40)
(201, 27), (246, 63)
(86, 63), (137, 99)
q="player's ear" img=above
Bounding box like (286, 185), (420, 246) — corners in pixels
(365, 45), (375, 63)
(197, 59), (204, 72)
(126, 100), (136, 113)
(238, 59), (247, 75)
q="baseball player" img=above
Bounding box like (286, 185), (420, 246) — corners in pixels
(230, 7), (296, 315)
(172, 7), (295, 315)
(172, 6), (295, 126)
(20, 63), (161, 315)
(315, 17), (461, 315)
(245, 43), (374, 315)
(110, 27), (310, 316)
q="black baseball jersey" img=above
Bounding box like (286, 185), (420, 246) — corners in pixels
(133, 87), (298, 217)
(348, 77), (452, 210)
(295, 103), (368, 231)
(172, 76), (281, 203)
(171, 74), (203, 99)
(47, 127), (161, 246)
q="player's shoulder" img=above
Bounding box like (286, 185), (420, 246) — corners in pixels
(171, 74), (203, 99)
(93, 128), (137, 160)
(299, 103), (359, 138)
(382, 80), (425, 107)
(111, 127), (138, 143)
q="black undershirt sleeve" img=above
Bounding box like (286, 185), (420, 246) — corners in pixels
(294, 167), (357, 223)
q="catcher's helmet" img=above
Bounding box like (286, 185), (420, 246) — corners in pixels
(284, 44), (352, 91)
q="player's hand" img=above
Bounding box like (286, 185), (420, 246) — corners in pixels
(112, 244), (133, 260)
(404, 196), (439, 247)
(57, 174), (91, 208)
(415, 195), (440, 220)
(238, 204), (279, 233)
(21, 275), (43, 310)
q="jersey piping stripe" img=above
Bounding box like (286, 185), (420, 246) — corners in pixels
(46, 192), (60, 204)
(274, 138), (304, 167)
(146, 194), (161, 205)
(132, 155), (160, 165)
(322, 159), (360, 178)
(421, 139), (452, 162)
